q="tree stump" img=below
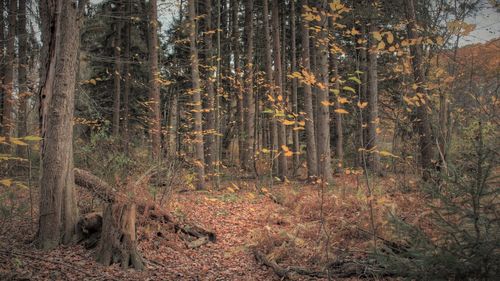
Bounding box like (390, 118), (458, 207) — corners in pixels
(95, 203), (144, 270)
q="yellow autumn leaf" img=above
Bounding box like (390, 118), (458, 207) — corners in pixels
(227, 187), (236, 193)
(357, 101), (368, 109)
(379, 150), (399, 158)
(372, 31), (382, 41)
(282, 120), (295, 126)
(284, 150), (293, 157)
(334, 108), (349, 114)
(10, 138), (28, 146)
(338, 97), (349, 104)
(281, 145), (290, 152)
(321, 100), (331, 107)
(0, 179), (13, 187)
(385, 31), (394, 44)
(377, 41), (386, 50)
(351, 27), (360, 36)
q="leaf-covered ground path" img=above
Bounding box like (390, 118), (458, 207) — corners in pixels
(0, 181), (284, 280)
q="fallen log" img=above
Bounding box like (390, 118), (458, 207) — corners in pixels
(253, 249), (326, 279)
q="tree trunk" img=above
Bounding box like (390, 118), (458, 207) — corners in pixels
(231, 0), (245, 167)
(0, 0), (4, 131)
(367, 24), (380, 173)
(404, 0), (435, 179)
(148, 0), (161, 160)
(1, 0), (16, 151)
(272, 0), (288, 180)
(16, 0), (28, 157)
(204, 0), (217, 175)
(315, 1), (333, 184)
(290, 0), (300, 173)
(242, 0), (255, 172)
(123, 0), (131, 154)
(300, 0), (318, 180)
(112, 1), (122, 138)
(332, 58), (344, 173)
(189, 0), (206, 189)
(37, 0), (85, 250)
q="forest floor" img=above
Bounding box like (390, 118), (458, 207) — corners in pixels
(0, 173), (417, 280)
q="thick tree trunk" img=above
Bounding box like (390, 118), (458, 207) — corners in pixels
(16, 0), (29, 157)
(231, 0), (245, 167)
(204, 0), (217, 175)
(315, 1), (333, 184)
(300, 0), (318, 180)
(367, 24), (380, 173)
(243, 0), (255, 172)
(189, 0), (206, 189)
(112, 1), (122, 138)
(262, 0), (279, 176)
(404, 0), (435, 179)
(37, 0), (85, 250)
(272, 0), (288, 180)
(167, 92), (178, 158)
(1, 0), (16, 151)
(148, 0), (162, 160)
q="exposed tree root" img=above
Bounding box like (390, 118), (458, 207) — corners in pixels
(74, 168), (216, 258)
(253, 249), (389, 279)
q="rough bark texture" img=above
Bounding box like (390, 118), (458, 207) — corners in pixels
(315, 2), (333, 184)
(37, 0), (85, 250)
(243, 0), (255, 172)
(332, 58), (344, 173)
(95, 203), (144, 270)
(272, 0), (288, 180)
(148, 0), (161, 160)
(189, 0), (206, 189)
(404, 0), (435, 179)
(1, 0), (16, 148)
(300, 0), (318, 180)
(231, 0), (245, 167)
(112, 1), (122, 138)
(0, 0), (4, 130)
(123, 0), (131, 153)
(16, 0), (29, 157)
(367, 24), (380, 173)
(290, 0), (300, 172)
(204, 0), (217, 175)
(262, 0), (279, 176)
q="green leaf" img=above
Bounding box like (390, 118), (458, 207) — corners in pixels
(342, 86), (356, 93)
(348, 76), (362, 84)
(22, 135), (43, 141)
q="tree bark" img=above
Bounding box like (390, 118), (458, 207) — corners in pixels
(37, 0), (86, 250)
(17, 0), (29, 157)
(1, 0), (16, 151)
(204, 0), (217, 175)
(0, 0), (4, 131)
(123, 0), (131, 154)
(262, 0), (279, 176)
(112, 1), (122, 138)
(148, 0), (162, 160)
(404, 0), (435, 179)
(231, 0), (245, 167)
(315, 1), (333, 184)
(243, 0), (255, 172)
(367, 24), (380, 173)
(290, 0), (300, 172)
(272, 0), (288, 180)
(189, 0), (206, 189)
(300, 0), (318, 180)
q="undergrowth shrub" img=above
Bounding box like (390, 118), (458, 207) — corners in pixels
(378, 122), (500, 280)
